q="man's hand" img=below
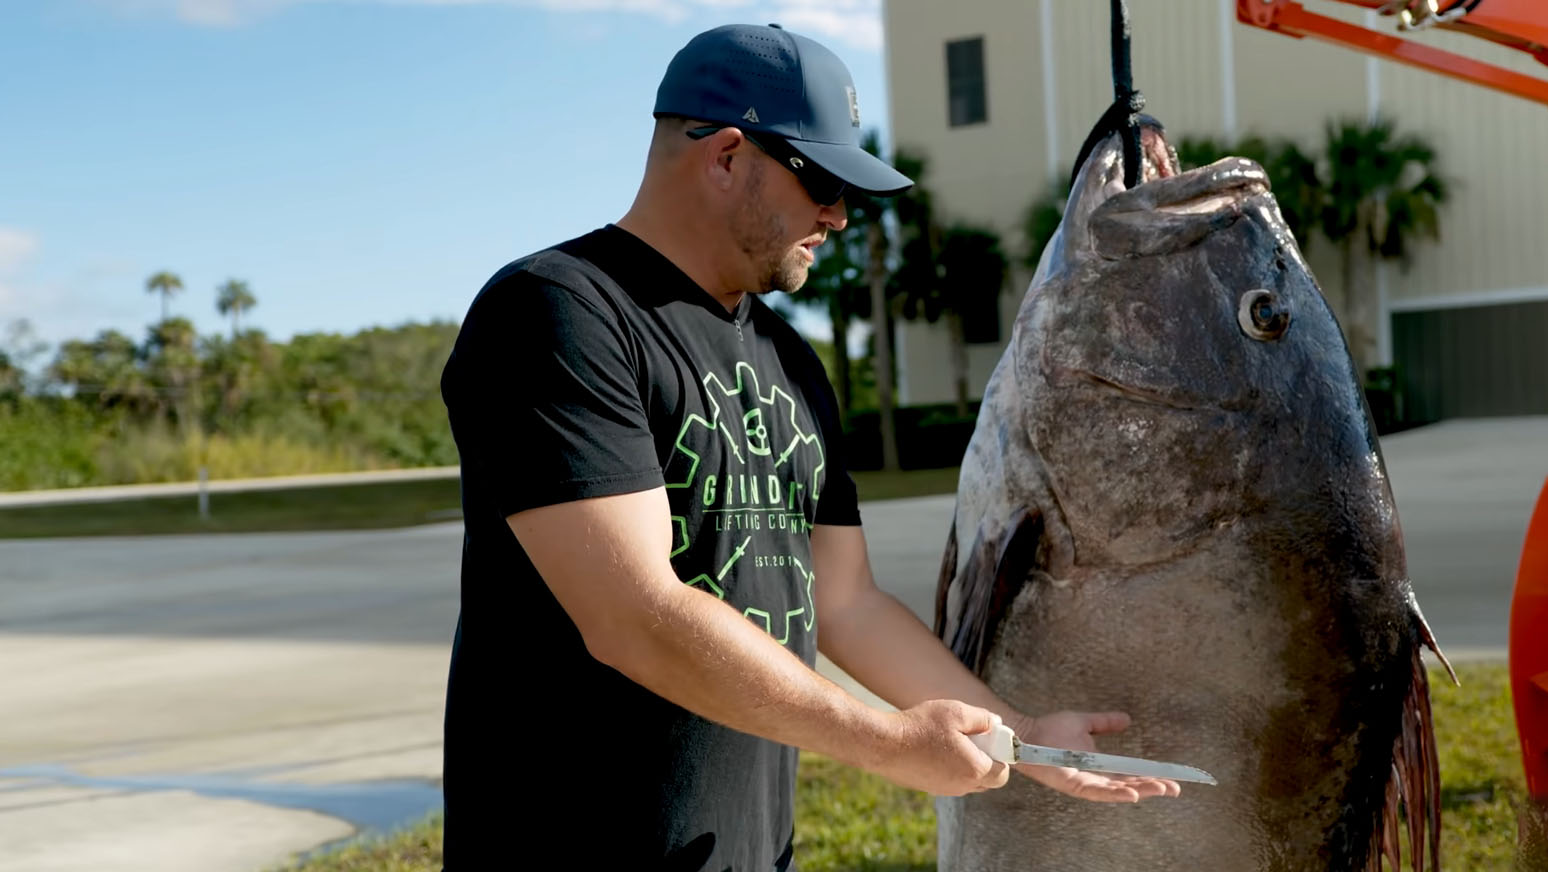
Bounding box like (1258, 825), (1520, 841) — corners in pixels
(872, 700), (1011, 796)
(1009, 711), (1182, 803)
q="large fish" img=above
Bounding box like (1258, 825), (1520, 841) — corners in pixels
(932, 116), (1455, 871)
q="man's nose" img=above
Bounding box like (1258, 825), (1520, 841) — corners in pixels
(821, 198), (848, 231)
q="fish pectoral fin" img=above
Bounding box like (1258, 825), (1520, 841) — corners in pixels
(943, 508), (1046, 674)
(933, 516), (959, 640)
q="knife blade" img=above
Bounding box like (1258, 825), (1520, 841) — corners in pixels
(970, 722), (1218, 785)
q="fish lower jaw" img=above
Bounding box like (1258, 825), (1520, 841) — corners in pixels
(1157, 185), (1267, 216)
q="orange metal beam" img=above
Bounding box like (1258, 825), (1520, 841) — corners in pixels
(1237, 0), (1548, 107)
(1454, 0), (1548, 61)
(1512, 477), (1548, 799)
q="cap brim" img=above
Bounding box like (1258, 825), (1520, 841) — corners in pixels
(784, 139), (914, 197)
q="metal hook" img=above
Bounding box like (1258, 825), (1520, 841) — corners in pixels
(1434, 3), (1472, 25)
(1398, 0), (1463, 31)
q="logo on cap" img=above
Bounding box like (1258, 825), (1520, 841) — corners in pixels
(845, 86), (859, 127)
(743, 107), (760, 124)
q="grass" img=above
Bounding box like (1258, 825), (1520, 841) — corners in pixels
(0, 467), (963, 539)
(1423, 661), (1526, 871)
(0, 478), (465, 538)
(851, 466), (961, 503)
(272, 663), (1523, 872)
(790, 753), (936, 871)
(270, 814), (445, 872)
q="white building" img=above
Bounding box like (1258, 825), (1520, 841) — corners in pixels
(881, 0), (1548, 422)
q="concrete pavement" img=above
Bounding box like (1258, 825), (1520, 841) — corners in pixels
(0, 416), (1541, 870)
(0, 524), (459, 872)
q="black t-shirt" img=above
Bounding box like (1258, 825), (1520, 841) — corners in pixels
(438, 224), (861, 872)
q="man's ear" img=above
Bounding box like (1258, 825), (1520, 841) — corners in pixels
(702, 127), (749, 193)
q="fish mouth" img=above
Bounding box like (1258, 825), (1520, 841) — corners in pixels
(1096, 147), (1270, 220)
(1082, 127), (1272, 260)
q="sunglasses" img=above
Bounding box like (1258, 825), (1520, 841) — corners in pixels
(686, 125), (848, 207)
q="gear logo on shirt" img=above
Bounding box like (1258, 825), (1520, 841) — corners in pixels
(663, 361), (824, 645)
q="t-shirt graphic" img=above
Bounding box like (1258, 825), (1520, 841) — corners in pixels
(664, 360), (825, 649)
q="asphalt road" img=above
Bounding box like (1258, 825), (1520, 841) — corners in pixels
(0, 416), (1541, 871)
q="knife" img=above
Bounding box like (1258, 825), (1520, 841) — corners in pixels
(970, 722), (1218, 785)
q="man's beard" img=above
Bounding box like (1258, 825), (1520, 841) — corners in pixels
(731, 162), (811, 293)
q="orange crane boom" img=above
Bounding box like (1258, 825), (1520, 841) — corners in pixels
(1237, 0), (1548, 107)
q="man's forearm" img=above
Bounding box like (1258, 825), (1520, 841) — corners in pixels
(591, 572), (898, 771)
(818, 586), (1017, 722)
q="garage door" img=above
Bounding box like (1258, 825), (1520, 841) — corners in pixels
(1391, 298), (1548, 424)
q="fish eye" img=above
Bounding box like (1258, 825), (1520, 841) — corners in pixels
(1238, 289), (1289, 341)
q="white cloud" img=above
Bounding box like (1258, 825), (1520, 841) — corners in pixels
(93, 0), (882, 49)
(0, 234), (143, 360)
(0, 229), (38, 275)
(766, 0), (881, 51)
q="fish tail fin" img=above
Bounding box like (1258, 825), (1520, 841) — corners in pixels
(1375, 630), (1443, 871)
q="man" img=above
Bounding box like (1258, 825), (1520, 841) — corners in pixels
(438, 22), (1180, 872)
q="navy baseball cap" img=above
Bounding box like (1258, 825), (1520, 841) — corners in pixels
(653, 23), (914, 199)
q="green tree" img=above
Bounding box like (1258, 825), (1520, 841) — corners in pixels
(147, 317), (201, 433)
(201, 329), (275, 429)
(48, 329), (152, 414)
(215, 278), (257, 337)
(860, 155), (902, 473)
(889, 149), (1006, 418)
(0, 319), (48, 399)
(934, 224), (1009, 417)
(777, 130), (891, 418)
(146, 270), (184, 322)
(0, 352), (22, 399)
(772, 130), (902, 469)
(1318, 117), (1448, 376)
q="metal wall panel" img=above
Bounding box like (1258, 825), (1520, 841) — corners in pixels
(1393, 300), (1548, 422)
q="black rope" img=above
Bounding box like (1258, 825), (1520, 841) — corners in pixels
(1109, 0), (1142, 189)
(1068, 0), (1146, 190)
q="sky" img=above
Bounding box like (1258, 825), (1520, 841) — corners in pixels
(0, 0), (890, 367)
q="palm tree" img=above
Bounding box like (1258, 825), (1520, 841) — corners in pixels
(889, 149), (1007, 419)
(866, 212), (901, 472)
(847, 131), (903, 472)
(793, 234), (866, 414)
(1319, 117), (1448, 376)
(935, 225), (1009, 417)
(769, 132), (890, 417)
(146, 271), (184, 322)
(766, 130), (901, 468)
(148, 317), (201, 433)
(215, 279), (257, 337)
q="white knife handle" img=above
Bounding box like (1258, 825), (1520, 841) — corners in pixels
(970, 721), (1017, 763)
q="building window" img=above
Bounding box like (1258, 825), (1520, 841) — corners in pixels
(946, 36), (987, 127)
